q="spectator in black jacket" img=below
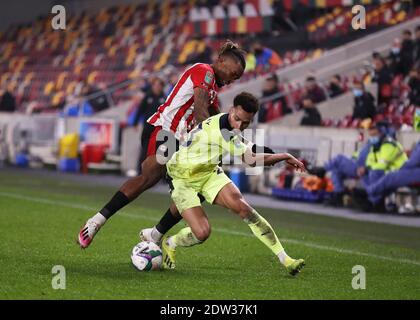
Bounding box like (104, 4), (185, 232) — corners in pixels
(135, 77), (166, 169)
(0, 87), (16, 112)
(134, 77), (166, 127)
(408, 66), (420, 106)
(388, 38), (403, 76)
(300, 98), (322, 126)
(373, 56), (393, 105)
(400, 29), (414, 76)
(415, 25), (420, 63)
(328, 74), (344, 98)
(87, 82), (110, 113)
(352, 81), (376, 120)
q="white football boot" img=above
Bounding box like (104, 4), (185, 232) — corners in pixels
(139, 227), (161, 244)
(78, 219), (101, 249)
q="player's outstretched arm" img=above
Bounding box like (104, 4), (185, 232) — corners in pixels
(242, 148), (306, 172)
(193, 87), (211, 123)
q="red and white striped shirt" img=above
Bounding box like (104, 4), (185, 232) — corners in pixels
(147, 63), (219, 140)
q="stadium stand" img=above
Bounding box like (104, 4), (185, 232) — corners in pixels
(0, 0), (325, 115)
(0, 0), (419, 214)
(306, 1), (419, 43)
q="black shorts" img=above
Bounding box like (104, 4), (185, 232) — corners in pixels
(140, 122), (180, 161)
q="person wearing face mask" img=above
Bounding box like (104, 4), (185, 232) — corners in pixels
(366, 142), (420, 208)
(388, 38), (403, 76)
(351, 81), (376, 121)
(364, 123), (408, 188)
(324, 142), (371, 207)
(352, 123), (408, 211)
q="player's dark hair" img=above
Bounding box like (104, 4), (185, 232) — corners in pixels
(218, 40), (246, 70)
(233, 92), (259, 114)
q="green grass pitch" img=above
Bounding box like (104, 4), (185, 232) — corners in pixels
(0, 169), (420, 299)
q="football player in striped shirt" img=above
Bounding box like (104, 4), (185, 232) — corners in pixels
(78, 40), (251, 248)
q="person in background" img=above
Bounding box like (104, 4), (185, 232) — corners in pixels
(414, 25), (420, 62)
(388, 38), (403, 76)
(165, 72), (180, 96)
(300, 98), (322, 126)
(372, 55), (393, 106)
(407, 66), (420, 106)
(353, 123), (408, 211)
(366, 142), (420, 207)
(302, 76), (326, 104)
(328, 74), (344, 98)
(0, 86), (16, 112)
(400, 29), (414, 76)
(258, 73), (291, 123)
(61, 84), (94, 117)
(324, 142), (371, 207)
(185, 37), (213, 65)
(271, 0), (294, 33)
(252, 41), (282, 70)
(351, 81), (376, 121)
(244, 51), (256, 73)
(87, 82), (110, 113)
(133, 77), (166, 170)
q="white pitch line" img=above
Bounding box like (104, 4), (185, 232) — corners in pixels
(1, 191), (420, 267)
(213, 227), (420, 267)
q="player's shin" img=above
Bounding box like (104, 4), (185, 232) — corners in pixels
(155, 208), (182, 238)
(244, 209), (292, 266)
(141, 208), (182, 243)
(99, 190), (131, 220)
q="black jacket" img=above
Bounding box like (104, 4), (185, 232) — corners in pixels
(301, 107), (322, 126)
(409, 77), (420, 106)
(415, 38), (420, 62)
(133, 92), (166, 126)
(0, 91), (16, 112)
(400, 39), (414, 76)
(352, 92), (376, 120)
(328, 83), (344, 98)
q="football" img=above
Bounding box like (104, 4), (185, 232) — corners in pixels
(131, 241), (163, 271)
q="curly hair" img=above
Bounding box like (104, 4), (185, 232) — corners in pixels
(218, 40), (246, 70)
(233, 92), (259, 114)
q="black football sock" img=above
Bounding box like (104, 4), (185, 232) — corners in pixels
(155, 208), (182, 235)
(99, 191), (131, 219)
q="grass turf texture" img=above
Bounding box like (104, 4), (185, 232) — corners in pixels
(0, 169), (420, 299)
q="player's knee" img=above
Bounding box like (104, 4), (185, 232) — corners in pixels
(193, 225), (211, 242)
